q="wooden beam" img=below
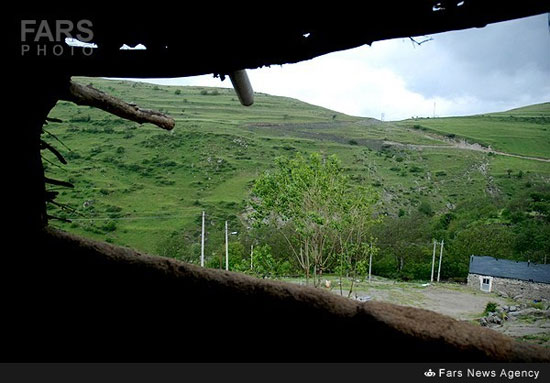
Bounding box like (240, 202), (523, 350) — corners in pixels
(61, 81), (175, 131)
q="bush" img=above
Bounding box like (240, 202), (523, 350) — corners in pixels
(233, 244), (292, 278)
(101, 220), (117, 232)
(65, 151), (82, 160)
(418, 201), (434, 216)
(174, 89), (181, 95)
(484, 302), (498, 315)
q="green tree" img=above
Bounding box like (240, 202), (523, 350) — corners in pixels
(372, 212), (431, 279)
(251, 153), (378, 286)
(156, 230), (199, 264)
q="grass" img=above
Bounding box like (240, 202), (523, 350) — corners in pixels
(398, 103), (550, 158)
(43, 78), (550, 258)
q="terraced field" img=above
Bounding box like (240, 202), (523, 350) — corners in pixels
(43, 78), (550, 260)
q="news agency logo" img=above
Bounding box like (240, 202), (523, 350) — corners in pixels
(20, 19), (96, 56)
(424, 369), (436, 378)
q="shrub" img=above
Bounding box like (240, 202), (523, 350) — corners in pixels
(484, 302), (498, 315)
(517, 170), (524, 179)
(101, 220), (117, 232)
(65, 151), (81, 160)
(530, 302), (545, 310)
(174, 89), (181, 95)
(418, 201), (434, 216)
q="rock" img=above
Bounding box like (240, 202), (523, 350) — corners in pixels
(508, 308), (549, 318)
(480, 318), (487, 326)
(494, 316), (502, 325)
(509, 306), (517, 312)
(502, 305), (509, 312)
(355, 296), (372, 302)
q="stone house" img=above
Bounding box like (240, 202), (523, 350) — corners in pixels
(468, 256), (550, 301)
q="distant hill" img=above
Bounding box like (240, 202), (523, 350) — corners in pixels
(44, 78), (550, 258)
(398, 102), (550, 159)
(494, 102), (550, 117)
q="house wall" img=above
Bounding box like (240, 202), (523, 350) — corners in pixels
(468, 273), (550, 301)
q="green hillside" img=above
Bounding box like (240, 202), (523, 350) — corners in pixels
(398, 103), (550, 158)
(43, 78), (550, 279)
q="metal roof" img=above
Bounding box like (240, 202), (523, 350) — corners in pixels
(469, 256), (550, 284)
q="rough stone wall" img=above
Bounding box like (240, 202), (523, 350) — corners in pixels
(468, 273), (550, 301)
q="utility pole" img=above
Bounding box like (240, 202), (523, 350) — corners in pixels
(437, 239), (444, 282)
(250, 244), (254, 270)
(200, 211), (205, 267)
(431, 239), (437, 282)
(225, 221), (229, 271)
(368, 242), (373, 283)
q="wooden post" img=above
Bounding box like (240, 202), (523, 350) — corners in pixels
(431, 239), (437, 282)
(229, 70), (254, 106)
(437, 240), (444, 282)
(250, 244), (254, 270)
(368, 242), (373, 283)
(201, 211), (205, 267)
(225, 221), (229, 271)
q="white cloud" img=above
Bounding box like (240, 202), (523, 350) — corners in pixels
(122, 14), (550, 120)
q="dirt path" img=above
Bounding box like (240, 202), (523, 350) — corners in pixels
(383, 139), (550, 163)
(349, 282), (510, 320)
(287, 277), (549, 347)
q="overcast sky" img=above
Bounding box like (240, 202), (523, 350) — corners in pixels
(129, 14), (549, 121)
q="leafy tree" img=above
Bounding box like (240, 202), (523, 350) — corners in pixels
(372, 212), (431, 278)
(251, 153), (378, 286)
(418, 201), (434, 216)
(156, 230), (199, 264)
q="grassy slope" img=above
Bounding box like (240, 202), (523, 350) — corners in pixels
(398, 103), (550, 158)
(43, 78), (550, 256)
